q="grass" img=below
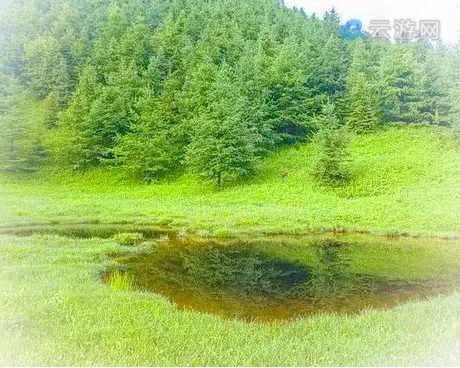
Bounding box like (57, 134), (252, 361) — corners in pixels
(0, 125), (459, 237)
(0, 234), (459, 366)
(106, 269), (134, 290)
(112, 232), (144, 246)
(0, 125), (459, 365)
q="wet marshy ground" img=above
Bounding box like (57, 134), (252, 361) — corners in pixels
(2, 223), (459, 323)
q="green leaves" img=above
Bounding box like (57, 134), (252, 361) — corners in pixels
(378, 45), (425, 124)
(346, 39), (380, 133)
(185, 64), (256, 189)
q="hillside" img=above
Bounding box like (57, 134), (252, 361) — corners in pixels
(1, 0), (459, 184)
(1, 126), (458, 236)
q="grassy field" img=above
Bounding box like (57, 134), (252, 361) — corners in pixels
(1, 125), (460, 366)
(1, 125), (459, 237)
(0, 234), (459, 366)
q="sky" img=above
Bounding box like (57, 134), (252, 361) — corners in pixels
(285, 0), (460, 44)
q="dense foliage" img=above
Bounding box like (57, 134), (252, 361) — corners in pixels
(0, 0), (459, 187)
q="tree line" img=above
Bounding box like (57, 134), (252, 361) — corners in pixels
(1, 0), (459, 187)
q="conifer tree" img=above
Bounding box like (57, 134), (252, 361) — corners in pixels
(186, 64), (256, 189)
(346, 39), (380, 133)
(23, 35), (72, 103)
(314, 103), (351, 185)
(379, 45), (424, 123)
(418, 50), (451, 125)
(2, 0), (460, 180)
(58, 9), (151, 168)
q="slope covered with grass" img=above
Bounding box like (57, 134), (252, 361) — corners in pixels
(1, 126), (459, 236)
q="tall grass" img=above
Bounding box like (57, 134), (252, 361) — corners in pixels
(0, 234), (459, 366)
(106, 270), (133, 291)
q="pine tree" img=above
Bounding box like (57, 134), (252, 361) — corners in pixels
(378, 45), (424, 123)
(346, 39), (380, 133)
(418, 50), (452, 125)
(314, 103), (351, 185)
(323, 8), (340, 25)
(58, 9), (152, 168)
(43, 90), (60, 128)
(23, 34), (72, 103)
(2, 0), (460, 180)
(235, 42), (274, 154)
(307, 34), (346, 98)
(185, 64), (256, 189)
(264, 36), (312, 143)
(115, 76), (186, 181)
(0, 76), (46, 172)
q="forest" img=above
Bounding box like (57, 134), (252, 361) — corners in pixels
(1, 0), (459, 188)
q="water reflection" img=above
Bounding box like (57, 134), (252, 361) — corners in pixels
(104, 236), (460, 322)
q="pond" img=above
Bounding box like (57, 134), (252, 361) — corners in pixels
(2, 223), (459, 322)
(101, 232), (460, 323)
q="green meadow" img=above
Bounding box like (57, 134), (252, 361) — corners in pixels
(2, 126), (458, 236)
(1, 125), (459, 366)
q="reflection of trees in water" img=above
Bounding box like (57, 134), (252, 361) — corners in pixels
(110, 237), (457, 323)
(157, 244), (310, 297)
(143, 239), (374, 303)
(307, 240), (356, 300)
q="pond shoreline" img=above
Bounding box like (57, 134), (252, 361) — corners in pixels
(1, 220), (459, 242)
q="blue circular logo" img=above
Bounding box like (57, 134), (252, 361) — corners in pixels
(340, 19), (364, 40)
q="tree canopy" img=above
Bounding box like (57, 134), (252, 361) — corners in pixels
(0, 0), (459, 187)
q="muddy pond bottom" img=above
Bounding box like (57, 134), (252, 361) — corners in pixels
(103, 234), (460, 322)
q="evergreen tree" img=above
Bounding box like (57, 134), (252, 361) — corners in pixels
(323, 8), (340, 25)
(378, 45), (424, 123)
(186, 64), (256, 189)
(58, 9), (151, 168)
(23, 35), (72, 103)
(264, 36), (313, 143)
(115, 78), (186, 181)
(1, 0), (459, 181)
(346, 39), (380, 133)
(314, 103), (351, 185)
(0, 76), (46, 172)
(307, 34), (346, 98)
(418, 50), (452, 125)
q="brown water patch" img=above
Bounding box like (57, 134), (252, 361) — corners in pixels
(103, 236), (460, 322)
(2, 223), (457, 322)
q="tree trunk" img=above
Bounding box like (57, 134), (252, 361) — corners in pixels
(217, 172), (222, 190)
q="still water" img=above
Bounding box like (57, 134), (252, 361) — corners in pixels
(103, 234), (460, 322)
